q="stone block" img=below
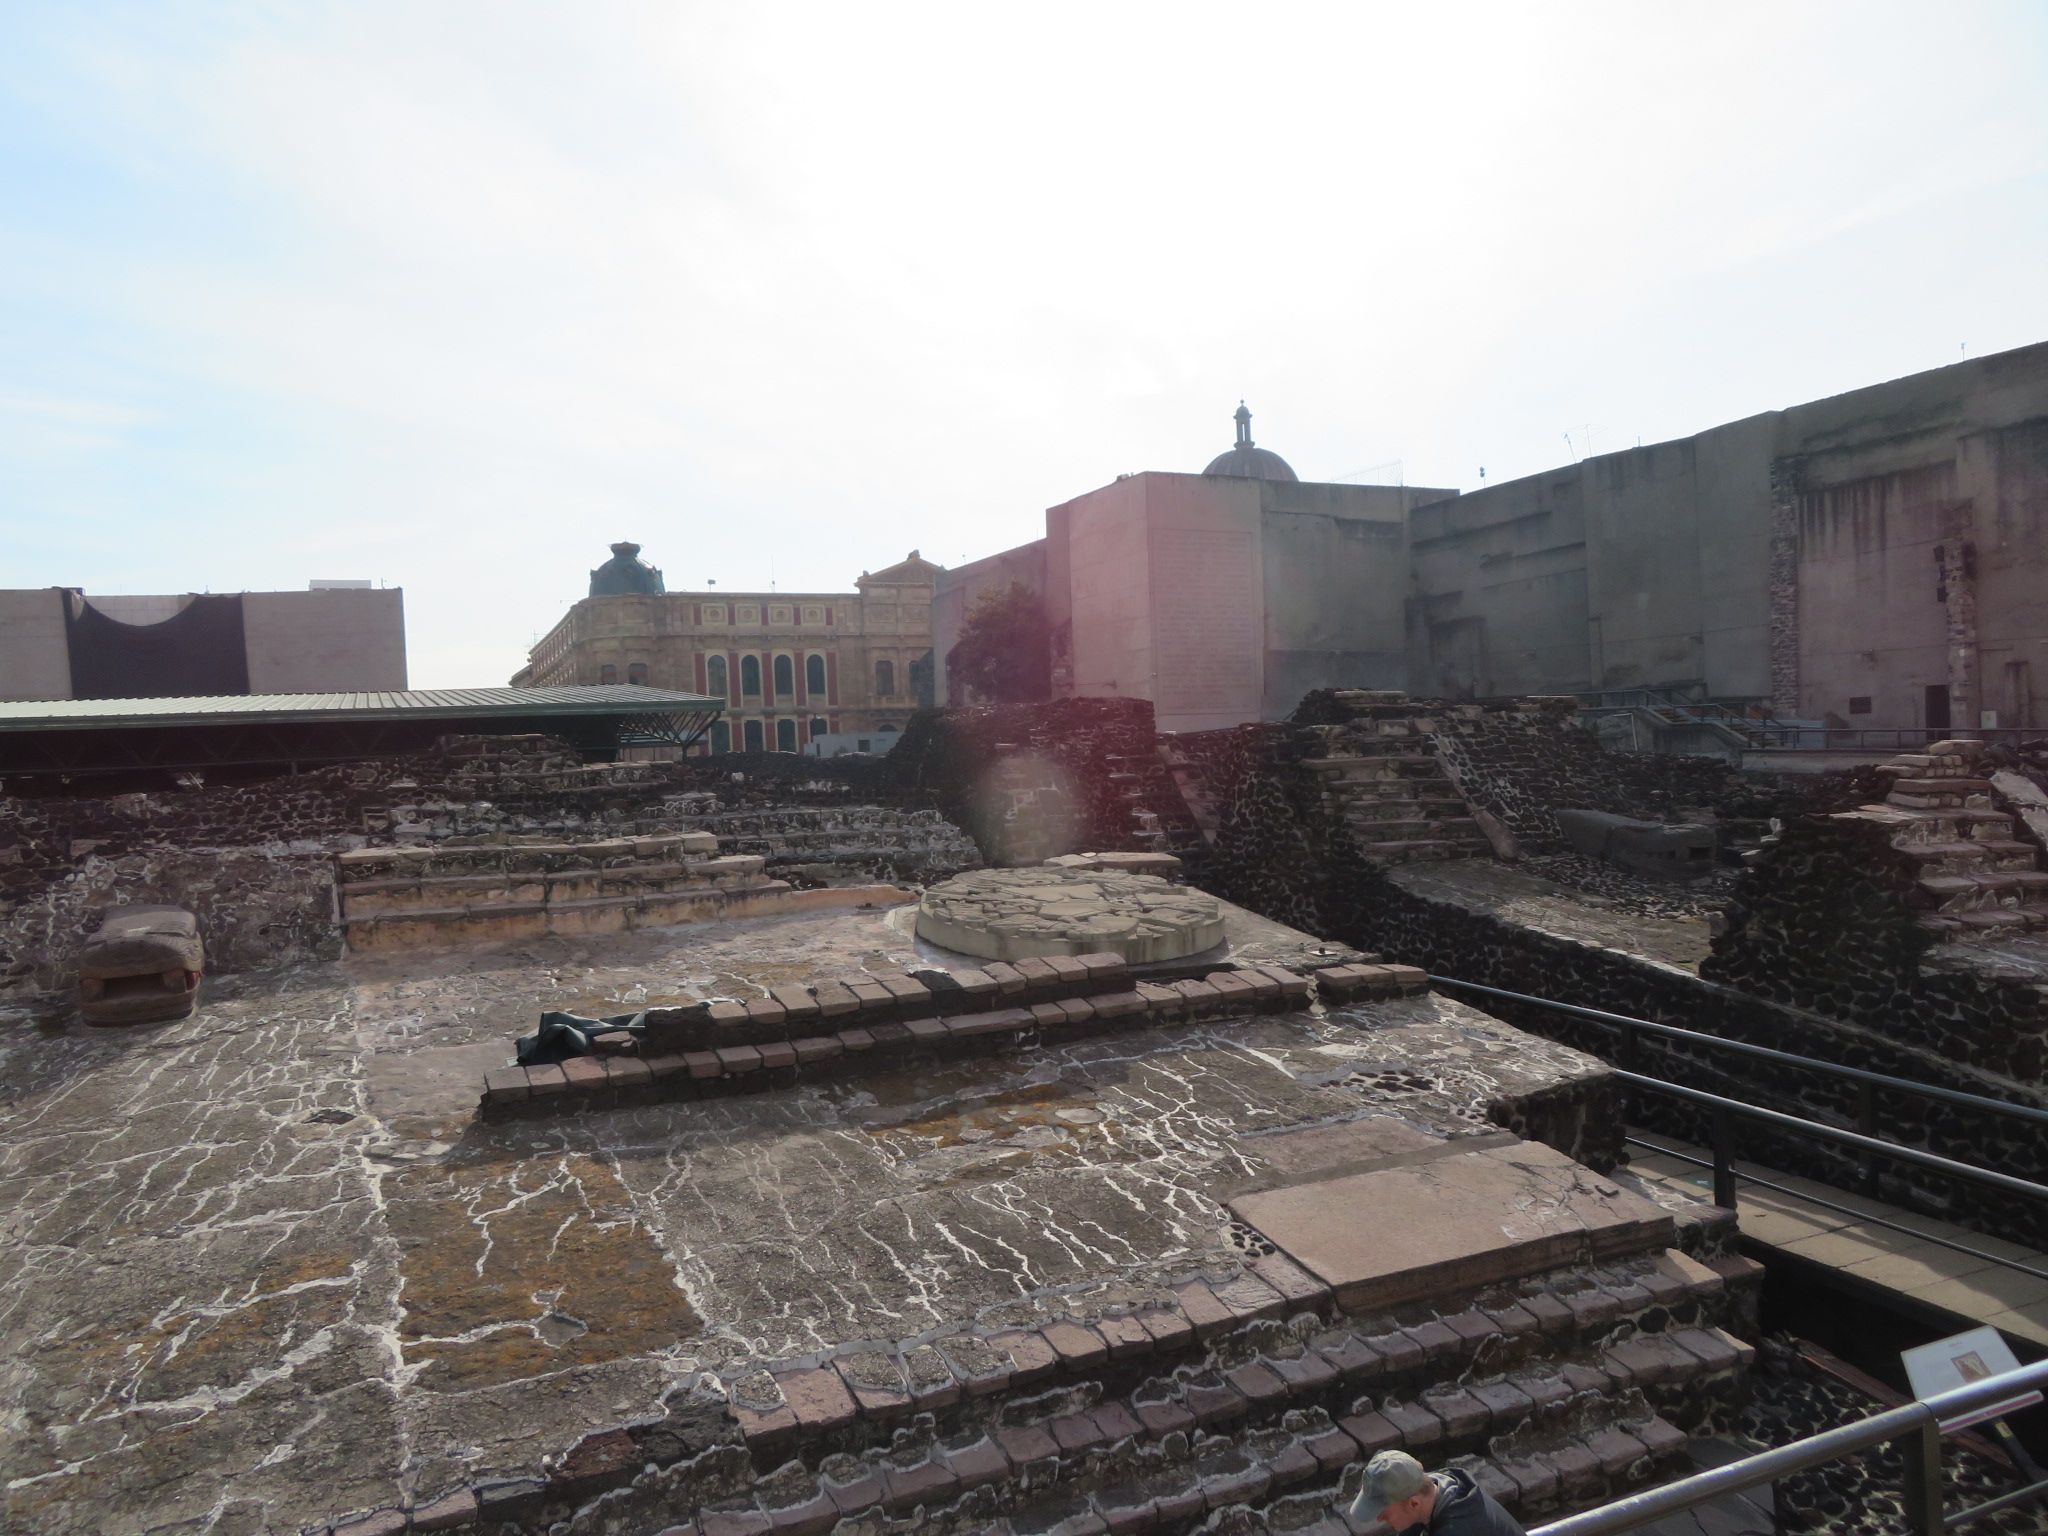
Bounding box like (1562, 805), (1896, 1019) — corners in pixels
(560, 1056), (609, 1094)
(483, 1067), (530, 1106)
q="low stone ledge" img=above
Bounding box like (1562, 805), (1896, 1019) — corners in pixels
(479, 963), (1311, 1120)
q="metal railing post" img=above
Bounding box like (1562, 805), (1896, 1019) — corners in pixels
(1855, 1079), (1880, 1197)
(1902, 1415), (1945, 1535)
(1710, 1107), (1737, 1209)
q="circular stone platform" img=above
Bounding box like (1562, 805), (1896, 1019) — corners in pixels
(916, 867), (1225, 963)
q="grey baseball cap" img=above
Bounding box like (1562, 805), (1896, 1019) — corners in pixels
(1350, 1449), (1431, 1523)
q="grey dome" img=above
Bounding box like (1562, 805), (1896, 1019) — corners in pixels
(589, 541), (665, 597)
(1202, 402), (1298, 482)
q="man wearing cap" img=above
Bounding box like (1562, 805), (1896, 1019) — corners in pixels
(1349, 1449), (1525, 1535)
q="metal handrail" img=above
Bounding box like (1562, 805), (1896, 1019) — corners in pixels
(1625, 1136), (2048, 1283)
(1616, 1071), (2048, 1205)
(1425, 976), (2048, 1130)
(1529, 1358), (2048, 1535)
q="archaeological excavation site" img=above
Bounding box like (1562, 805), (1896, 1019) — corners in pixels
(6, 692), (2048, 1536)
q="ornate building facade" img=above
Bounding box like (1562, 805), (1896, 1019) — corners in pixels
(514, 543), (940, 753)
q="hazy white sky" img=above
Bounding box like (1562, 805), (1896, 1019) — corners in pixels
(4, 2), (2045, 687)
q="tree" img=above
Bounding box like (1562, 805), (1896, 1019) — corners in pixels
(946, 581), (1051, 704)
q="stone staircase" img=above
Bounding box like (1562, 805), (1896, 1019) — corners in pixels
(335, 830), (844, 953)
(1105, 747), (1205, 856)
(1846, 740), (2048, 943)
(1304, 716), (1492, 865)
(1157, 740), (1224, 848)
(660, 799), (982, 888)
(525, 1155), (1761, 1535)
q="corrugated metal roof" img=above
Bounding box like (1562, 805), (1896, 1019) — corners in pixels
(0, 685), (721, 732)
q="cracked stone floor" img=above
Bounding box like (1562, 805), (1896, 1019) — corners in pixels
(0, 897), (1608, 1536)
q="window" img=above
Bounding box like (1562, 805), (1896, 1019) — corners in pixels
(706, 654), (728, 700)
(1848, 696), (1872, 715)
(743, 719), (764, 752)
(806, 654), (826, 695)
(627, 662), (648, 686)
(773, 654), (794, 698)
(874, 659), (894, 697)
(741, 655), (761, 696)
(810, 716), (828, 741)
(858, 739), (872, 752)
(776, 718), (797, 752)
(709, 720), (731, 754)
(879, 722), (899, 733)
(599, 664), (619, 685)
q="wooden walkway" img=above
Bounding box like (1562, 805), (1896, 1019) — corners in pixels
(1626, 1130), (2048, 1349)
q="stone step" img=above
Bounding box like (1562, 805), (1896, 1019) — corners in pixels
(341, 878), (929, 953)
(338, 857), (769, 917)
(335, 830), (720, 880)
(482, 962), (1355, 1117)
(1917, 870), (2048, 912)
(1898, 840), (2038, 873)
(665, 1248), (1751, 1536)
(1920, 904), (2048, 941)
(1890, 777), (1996, 795)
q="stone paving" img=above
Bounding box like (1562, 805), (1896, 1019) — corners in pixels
(0, 899), (1612, 1536)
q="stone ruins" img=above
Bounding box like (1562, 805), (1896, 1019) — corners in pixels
(4, 691), (2047, 1536)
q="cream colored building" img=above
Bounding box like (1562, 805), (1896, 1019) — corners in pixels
(514, 543), (939, 753)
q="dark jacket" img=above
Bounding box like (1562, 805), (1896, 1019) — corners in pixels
(1427, 1469), (1525, 1536)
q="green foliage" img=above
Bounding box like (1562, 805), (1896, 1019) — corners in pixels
(946, 581), (1051, 704)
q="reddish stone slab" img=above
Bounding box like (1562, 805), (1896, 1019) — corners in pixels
(684, 1050), (722, 1080)
(1172, 1279), (1235, 1339)
(790, 1035), (843, 1065)
(1040, 1320), (1108, 1370)
(812, 979), (857, 1016)
(524, 1063), (569, 1098)
(559, 1057), (608, 1092)
(715, 1044), (764, 1075)
(773, 1366), (856, 1432)
(991, 1327), (1058, 1383)
(770, 984), (821, 1023)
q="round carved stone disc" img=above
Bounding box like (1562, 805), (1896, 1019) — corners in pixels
(916, 867), (1225, 963)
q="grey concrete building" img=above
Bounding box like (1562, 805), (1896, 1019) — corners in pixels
(941, 346), (2048, 736)
(0, 585), (408, 701)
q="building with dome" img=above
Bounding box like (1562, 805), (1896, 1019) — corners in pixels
(515, 547), (940, 754)
(933, 404), (1450, 732)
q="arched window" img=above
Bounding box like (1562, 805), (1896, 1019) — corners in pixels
(806, 654), (827, 696)
(773, 654), (794, 699)
(709, 720), (731, 754)
(776, 718), (797, 753)
(706, 654), (728, 700)
(599, 664), (619, 685)
(874, 659), (894, 697)
(627, 662), (648, 686)
(878, 722), (900, 733)
(809, 716), (828, 742)
(740, 655), (761, 696)
(743, 719), (764, 751)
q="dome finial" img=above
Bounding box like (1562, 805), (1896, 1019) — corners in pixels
(1234, 400), (1253, 448)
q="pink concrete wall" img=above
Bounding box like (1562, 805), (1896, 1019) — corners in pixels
(1062, 477), (1154, 706)
(1142, 475), (1265, 732)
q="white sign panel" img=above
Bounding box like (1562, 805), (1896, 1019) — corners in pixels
(1902, 1327), (2040, 1431)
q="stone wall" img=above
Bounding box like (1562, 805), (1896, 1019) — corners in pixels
(0, 735), (971, 991)
(1704, 812), (2047, 1085)
(1342, 874), (2048, 1248)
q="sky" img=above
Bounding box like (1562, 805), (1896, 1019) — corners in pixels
(3, 3), (2046, 689)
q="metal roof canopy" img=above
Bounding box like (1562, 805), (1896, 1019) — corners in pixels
(0, 685), (723, 779)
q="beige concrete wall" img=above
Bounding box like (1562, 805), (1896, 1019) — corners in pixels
(243, 589), (408, 692)
(0, 589), (73, 701)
